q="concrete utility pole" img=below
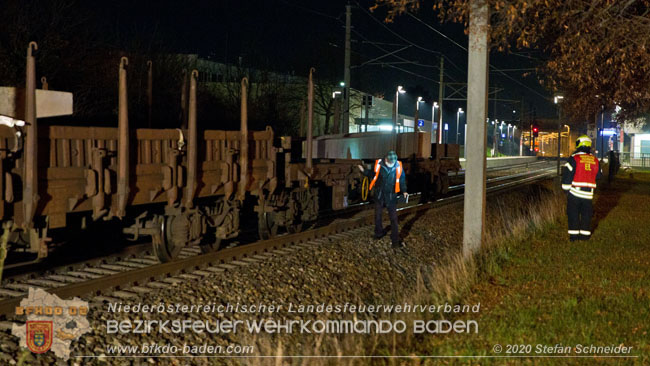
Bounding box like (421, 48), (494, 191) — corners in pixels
(343, 4), (352, 134)
(462, 0), (489, 259)
(437, 57), (444, 144)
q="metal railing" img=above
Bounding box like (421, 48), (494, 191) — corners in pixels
(620, 152), (650, 168)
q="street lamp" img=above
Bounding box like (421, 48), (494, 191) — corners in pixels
(455, 108), (462, 144)
(554, 93), (564, 174)
(414, 96), (423, 135)
(394, 85), (406, 131)
(563, 124), (570, 157)
(432, 102), (439, 131)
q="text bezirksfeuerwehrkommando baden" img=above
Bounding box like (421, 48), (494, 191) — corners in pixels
(106, 302), (480, 315)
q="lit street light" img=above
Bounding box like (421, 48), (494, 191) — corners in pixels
(499, 121), (505, 148)
(394, 85), (406, 131)
(432, 102), (439, 140)
(563, 124), (570, 157)
(456, 107), (464, 144)
(414, 96), (423, 135)
(554, 92), (564, 174)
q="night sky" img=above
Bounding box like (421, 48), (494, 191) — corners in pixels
(7, 0), (555, 122)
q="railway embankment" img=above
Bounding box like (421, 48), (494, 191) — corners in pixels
(1, 181), (564, 365)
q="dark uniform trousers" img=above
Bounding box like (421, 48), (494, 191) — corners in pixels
(567, 193), (593, 240)
(374, 201), (399, 244)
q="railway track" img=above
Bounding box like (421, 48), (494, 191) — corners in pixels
(0, 165), (557, 318)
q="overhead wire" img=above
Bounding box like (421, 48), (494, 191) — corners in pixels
(280, 0), (461, 85)
(354, 1), (465, 77)
(404, 10), (551, 101)
(351, 28), (448, 83)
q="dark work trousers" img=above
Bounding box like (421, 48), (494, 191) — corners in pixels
(374, 201), (400, 245)
(567, 193), (593, 240)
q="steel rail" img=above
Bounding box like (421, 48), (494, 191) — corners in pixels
(451, 160), (552, 176)
(449, 166), (556, 190)
(0, 170), (555, 317)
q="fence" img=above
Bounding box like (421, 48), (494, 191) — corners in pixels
(620, 152), (650, 168)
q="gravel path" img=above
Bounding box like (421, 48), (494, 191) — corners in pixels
(0, 184), (556, 365)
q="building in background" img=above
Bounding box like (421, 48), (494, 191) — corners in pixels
(181, 55), (430, 139)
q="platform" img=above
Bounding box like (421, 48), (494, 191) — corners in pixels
(459, 155), (538, 169)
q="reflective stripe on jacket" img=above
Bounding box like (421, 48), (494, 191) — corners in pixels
(561, 151), (602, 200)
(368, 159), (403, 193)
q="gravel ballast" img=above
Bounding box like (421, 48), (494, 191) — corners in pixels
(0, 183), (557, 365)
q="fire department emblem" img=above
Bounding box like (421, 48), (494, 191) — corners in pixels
(26, 321), (53, 353)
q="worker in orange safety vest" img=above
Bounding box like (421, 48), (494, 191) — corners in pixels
(358, 150), (408, 248)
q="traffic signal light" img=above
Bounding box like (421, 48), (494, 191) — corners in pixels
(532, 124), (539, 137)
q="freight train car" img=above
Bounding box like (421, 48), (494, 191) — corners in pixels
(0, 45), (459, 268)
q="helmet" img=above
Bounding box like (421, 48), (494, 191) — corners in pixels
(576, 135), (592, 148)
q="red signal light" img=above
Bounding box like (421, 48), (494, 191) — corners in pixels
(535, 147), (539, 152)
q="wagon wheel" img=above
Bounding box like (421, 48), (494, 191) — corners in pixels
(152, 215), (185, 262)
(258, 211), (279, 240)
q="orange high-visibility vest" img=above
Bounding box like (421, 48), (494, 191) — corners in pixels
(368, 159), (403, 193)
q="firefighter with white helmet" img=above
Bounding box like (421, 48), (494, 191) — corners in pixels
(358, 150), (408, 248)
(561, 135), (603, 241)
